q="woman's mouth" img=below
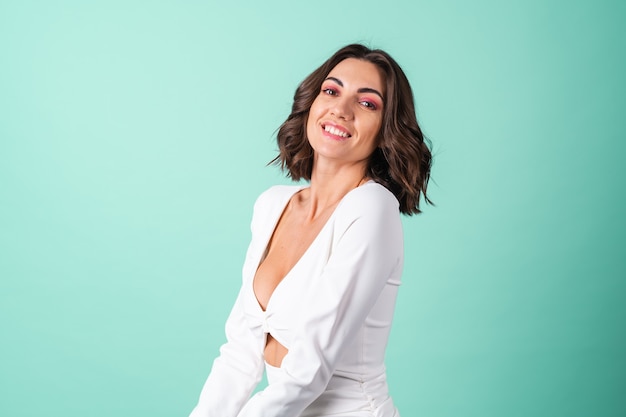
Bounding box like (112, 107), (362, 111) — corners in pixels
(322, 123), (352, 140)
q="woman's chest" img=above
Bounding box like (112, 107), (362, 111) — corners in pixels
(240, 223), (337, 343)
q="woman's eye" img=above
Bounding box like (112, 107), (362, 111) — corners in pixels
(360, 100), (378, 110)
(322, 88), (338, 96)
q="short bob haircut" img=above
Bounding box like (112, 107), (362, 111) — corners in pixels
(273, 44), (432, 215)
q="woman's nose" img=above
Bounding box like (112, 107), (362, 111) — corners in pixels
(330, 97), (353, 120)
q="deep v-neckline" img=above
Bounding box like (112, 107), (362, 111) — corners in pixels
(251, 185), (347, 313)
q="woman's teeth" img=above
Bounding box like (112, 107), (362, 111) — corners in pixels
(324, 125), (350, 138)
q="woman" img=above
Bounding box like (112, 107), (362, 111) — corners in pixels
(189, 44), (432, 417)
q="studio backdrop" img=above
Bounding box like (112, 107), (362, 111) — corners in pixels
(1, 1), (624, 416)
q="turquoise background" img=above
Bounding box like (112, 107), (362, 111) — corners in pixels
(1, 1), (624, 416)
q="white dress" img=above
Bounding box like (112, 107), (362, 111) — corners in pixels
(190, 181), (403, 417)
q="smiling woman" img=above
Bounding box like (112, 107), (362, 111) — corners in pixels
(275, 44), (432, 215)
(189, 44), (433, 417)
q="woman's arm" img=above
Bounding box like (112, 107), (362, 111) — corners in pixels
(188, 190), (279, 417)
(188, 285), (265, 417)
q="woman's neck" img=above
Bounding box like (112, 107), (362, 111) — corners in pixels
(299, 162), (368, 221)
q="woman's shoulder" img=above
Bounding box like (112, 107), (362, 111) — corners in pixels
(252, 184), (304, 213)
(340, 181), (399, 213)
(256, 183), (304, 201)
(331, 181), (401, 230)
(331, 181), (403, 247)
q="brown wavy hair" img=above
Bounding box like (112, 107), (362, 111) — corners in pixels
(272, 44), (432, 215)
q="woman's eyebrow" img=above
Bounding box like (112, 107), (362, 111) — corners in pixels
(358, 87), (384, 102)
(323, 77), (384, 102)
(324, 76), (343, 86)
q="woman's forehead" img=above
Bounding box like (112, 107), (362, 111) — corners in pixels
(326, 58), (386, 94)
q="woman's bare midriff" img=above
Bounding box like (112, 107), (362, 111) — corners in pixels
(264, 334), (289, 367)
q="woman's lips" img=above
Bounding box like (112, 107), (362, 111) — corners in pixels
(322, 123), (352, 140)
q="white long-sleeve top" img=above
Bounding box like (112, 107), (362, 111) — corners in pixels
(190, 181), (404, 417)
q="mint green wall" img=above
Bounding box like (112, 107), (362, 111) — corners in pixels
(1, 1), (624, 416)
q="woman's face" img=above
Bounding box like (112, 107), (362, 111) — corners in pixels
(306, 58), (385, 169)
